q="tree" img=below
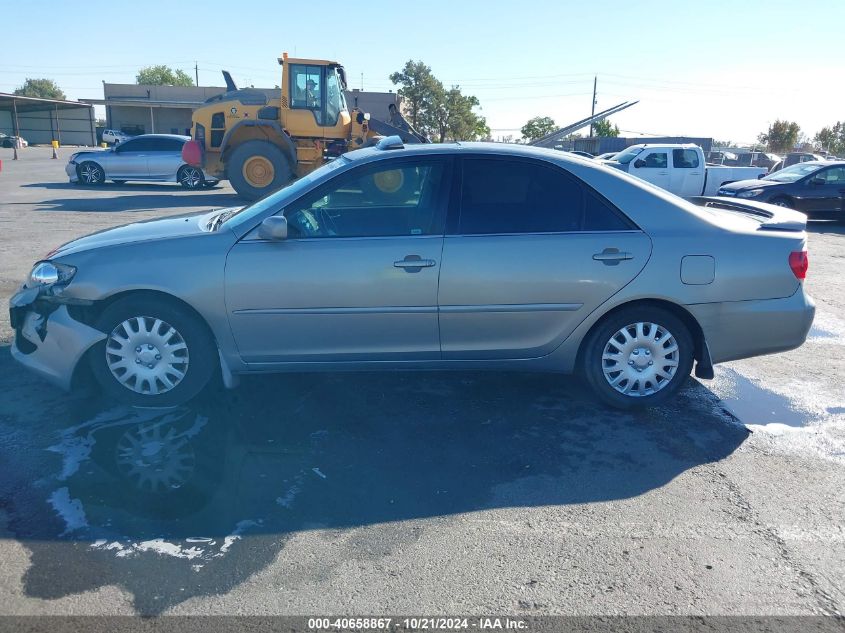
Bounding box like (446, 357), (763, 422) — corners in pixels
(814, 122), (845, 155)
(520, 116), (557, 142)
(592, 118), (619, 137)
(13, 78), (65, 100)
(389, 60), (441, 132)
(758, 120), (800, 153)
(136, 65), (194, 86)
(428, 86), (489, 142)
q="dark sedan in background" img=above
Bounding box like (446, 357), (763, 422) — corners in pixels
(718, 161), (845, 220)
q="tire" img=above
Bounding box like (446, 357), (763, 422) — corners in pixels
(177, 165), (205, 189)
(89, 295), (217, 407)
(227, 140), (292, 200)
(582, 306), (694, 409)
(77, 161), (105, 186)
(769, 196), (793, 208)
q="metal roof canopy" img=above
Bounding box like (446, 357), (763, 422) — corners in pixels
(0, 92), (95, 148)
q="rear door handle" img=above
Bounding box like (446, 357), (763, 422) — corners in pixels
(394, 255), (436, 272)
(593, 248), (633, 266)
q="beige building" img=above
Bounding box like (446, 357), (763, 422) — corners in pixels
(84, 83), (401, 137)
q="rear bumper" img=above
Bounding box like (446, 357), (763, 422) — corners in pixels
(9, 289), (105, 391)
(687, 287), (815, 365)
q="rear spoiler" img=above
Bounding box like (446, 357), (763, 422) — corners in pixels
(689, 196), (807, 232)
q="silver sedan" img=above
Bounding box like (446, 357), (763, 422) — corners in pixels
(66, 134), (218, 189)
(12, 137), (814, 408)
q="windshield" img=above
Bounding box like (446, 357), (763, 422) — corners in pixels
(224, 156), (352, 231)
(763, 162), (822, 183)
(613, 147), (644, 164)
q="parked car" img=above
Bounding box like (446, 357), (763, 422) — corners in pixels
(783, 152), (825, 168)
(706, 150), (738, 165)
(717, 160), (845, 219)
(0, 132), (28, 148)
(11, 137), (814, 409)
(102, 129), (132, 145)
(66, 134), (219, 189)
(607, 144), (767, 196)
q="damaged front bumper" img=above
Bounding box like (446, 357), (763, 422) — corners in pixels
(9, 287), (105, 391)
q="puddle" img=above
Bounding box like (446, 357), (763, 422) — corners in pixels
(714, 367), (811, 428)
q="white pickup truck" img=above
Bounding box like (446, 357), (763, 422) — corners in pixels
(604, 144), (767, 197)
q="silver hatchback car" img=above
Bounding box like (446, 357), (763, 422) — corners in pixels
(13, 138), (814, 408)
(66, 134), (218, 189)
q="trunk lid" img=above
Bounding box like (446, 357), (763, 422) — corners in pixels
(689, 196), (807, 232)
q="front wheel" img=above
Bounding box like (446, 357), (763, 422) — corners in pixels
(227, 140), (292, 200)
(769, 196), (793, 208)
(178, 165), (204, 189)
(89, 296), (217, 407)
(77, 161), (105, 185)
(583, 306), (694, 409)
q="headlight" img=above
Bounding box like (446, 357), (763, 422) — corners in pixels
(27, 261), (76, 289)
(737, 189), (764, 198)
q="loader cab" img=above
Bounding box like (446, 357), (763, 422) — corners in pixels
(279, 55), (351, 139)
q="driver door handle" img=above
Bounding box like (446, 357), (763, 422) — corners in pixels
(394, 255), (436, 271)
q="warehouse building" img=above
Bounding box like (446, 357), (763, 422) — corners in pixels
(0, 93), (96, 146)
(85, 83), (402, 137)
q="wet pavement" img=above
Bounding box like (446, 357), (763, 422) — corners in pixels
(1, 358), (760, 615)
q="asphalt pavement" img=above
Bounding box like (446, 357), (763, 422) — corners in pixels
(0, 147), (843, 618)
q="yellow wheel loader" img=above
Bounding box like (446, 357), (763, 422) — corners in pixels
(182, 54), (428, 200)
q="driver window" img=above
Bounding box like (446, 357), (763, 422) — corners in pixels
(290, 64), (324, 125)
(283, 160), (448, 239)
(642, 152), (668, 168)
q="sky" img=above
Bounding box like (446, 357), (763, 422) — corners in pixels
(3, 0), (844, 145)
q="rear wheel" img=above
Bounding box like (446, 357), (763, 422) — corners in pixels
(89, 296), (217, 407)
(77, 161), (105, 185)
(227, 140), (292, 200)
(583, 306), (694, 409)
(178, 165), (204, 189)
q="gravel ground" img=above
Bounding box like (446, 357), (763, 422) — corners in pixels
(0, 147), (842, 618)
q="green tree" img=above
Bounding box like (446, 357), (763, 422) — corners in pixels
(520, 116), (557, 142)
(136, 65), (194, 86)
(592, 118), (620, 137)
(429, 87), (489, 142)
(13, 78), (65, 100)
(814, 122), (845, 155)
(758, 120), (800, 153)
(389, 60), (441, 131)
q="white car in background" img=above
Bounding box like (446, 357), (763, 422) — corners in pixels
(102, 129), (132, 145)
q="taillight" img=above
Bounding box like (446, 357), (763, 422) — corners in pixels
(789, 250), (808, 280)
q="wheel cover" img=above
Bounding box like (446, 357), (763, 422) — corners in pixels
(105, 316), (190, 395)
(242, 156), (274, 188)
(116, 422), (196, 492)
(601, 321), (680, 397)
(372, 169), (404, 193)
(180, 167), (202, 188)
(80, 163), (102, 183)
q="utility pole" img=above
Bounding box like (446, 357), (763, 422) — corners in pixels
(195, 62), (199, 86)
(589, 75), (597, 137)
(361, 72), (364, 91)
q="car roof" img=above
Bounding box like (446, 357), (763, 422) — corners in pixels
(128, 134), (190, 141)
(349, 140), (601, 167)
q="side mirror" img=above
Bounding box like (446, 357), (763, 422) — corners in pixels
(258, 215), (288, 240)
(633, 159), (645, 168)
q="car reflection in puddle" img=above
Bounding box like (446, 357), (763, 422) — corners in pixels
(15, 372), (748, 614)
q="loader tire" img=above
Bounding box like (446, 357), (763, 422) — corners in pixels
(228, 140), (293, 201)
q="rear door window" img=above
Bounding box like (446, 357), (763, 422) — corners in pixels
(672, 149), (700, 168)
(457, 158), (634, 234)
